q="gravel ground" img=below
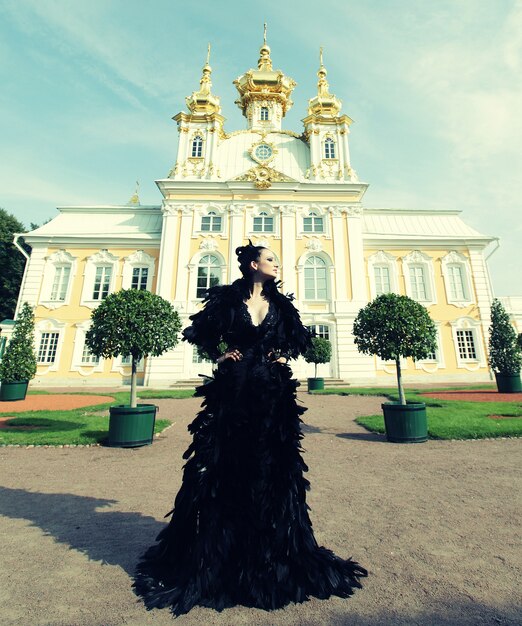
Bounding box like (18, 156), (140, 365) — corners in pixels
(0, 391), (521, 626)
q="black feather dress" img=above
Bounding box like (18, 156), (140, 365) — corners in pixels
(134, 279), (367, 615)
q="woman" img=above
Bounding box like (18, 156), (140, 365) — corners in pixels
(134, 242), (367, 615)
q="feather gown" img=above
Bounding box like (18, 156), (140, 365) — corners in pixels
(134, 279), (367, 615)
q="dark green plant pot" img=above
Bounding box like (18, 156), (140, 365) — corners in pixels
(382, 401), (428, 443)
(307, 377), (324, 392)
(494, 372), (522, 393)
(108, 404), (158, 448)
(0, 380), (29, 401)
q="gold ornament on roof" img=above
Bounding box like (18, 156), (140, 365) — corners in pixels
(307, 46), (342, 117)
(127, 181), (141, 205)
(185, 44), (221, 115)
(233, 25), (296, 118)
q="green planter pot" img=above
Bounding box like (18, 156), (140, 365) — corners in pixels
(0, 380), (29, 401)
(382, 401), (428, 444)
(307, 377), (324, 392)
(494, 372), (522, 393)
(108, 404), (158, 448)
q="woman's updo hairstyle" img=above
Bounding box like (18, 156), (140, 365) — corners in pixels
(235, 239), (266, 278)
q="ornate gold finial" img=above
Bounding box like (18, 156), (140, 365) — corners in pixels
(127, 180), (140, 205)
(307, 46), (342, 116)
(258, 22), (272, 70)
(185, 44), (221, 114)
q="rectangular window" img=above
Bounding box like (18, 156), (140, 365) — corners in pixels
(410, 266), (427, 300)
(50, 266), (71, 301)
(303, 216), (324, 233)
(374, 266), (391, 295)
(38, 332), (59, 364)
(306, 325), (330, 340)
(260, 107), (269, 121)
(304, 268), (327, 300)
(448, 265), (465, 300)
(456, 329), (477, 360)
(193, 346), (211, 363)
(201, 215), (222, 232)
(92, 266), (112, 300)
(81, 342), (99, 365)
(131, 267), (148, 290)
(253, 216), (274, 232)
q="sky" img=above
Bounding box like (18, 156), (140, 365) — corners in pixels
(1, 0), (520, 296)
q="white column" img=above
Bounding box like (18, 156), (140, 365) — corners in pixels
(280, 204), (297, 294)
(329, 206), (348, 301)
(174, 206), (194, 302)
(155, 202), (179, 301)
(228, 203), (244, 282)
(344, 206), (366, 303)
(468, 246), (494, 358)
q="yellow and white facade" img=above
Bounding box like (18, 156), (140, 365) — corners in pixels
(11, 39), (498, 386)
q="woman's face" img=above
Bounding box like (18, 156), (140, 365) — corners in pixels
(250, 248), (278, 280)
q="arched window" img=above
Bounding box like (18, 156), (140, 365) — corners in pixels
(260, 106), (269, 121)
(197, 254), (220, 298)
(304, 256), (328, 300)
(303, 211), (324, 233)
(191, 135), (203, 158)
(324, 137), (336, 159)
(253, 211), (274, 233)
(201, 211), (222, 232)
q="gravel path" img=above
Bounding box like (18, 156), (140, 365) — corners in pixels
(0, 391), (520, 626)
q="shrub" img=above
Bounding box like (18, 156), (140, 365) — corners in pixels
(488, 299), (522, 375)
(304, 336), (332, 378)
(0, 302), (37, 383)
(353, 293), (436, 405)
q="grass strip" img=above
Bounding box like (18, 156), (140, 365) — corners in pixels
(313, 386), (522, 439)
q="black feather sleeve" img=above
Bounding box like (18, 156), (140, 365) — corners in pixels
(182, 286), (229, 362)
(274, 292), (312, 360)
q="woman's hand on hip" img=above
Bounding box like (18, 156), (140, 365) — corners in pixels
(217, 349), (242, 364)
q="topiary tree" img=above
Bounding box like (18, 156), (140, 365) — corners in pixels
(85, 289), (181, 407)
(304, 336), (332, 378)
(488, 299), (522, 375)
(353, 293), (437, 405)
(0, 302), (37, 383)
(517, 333), (522, 352)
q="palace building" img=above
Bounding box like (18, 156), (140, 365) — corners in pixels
(9, 38), (498, 386)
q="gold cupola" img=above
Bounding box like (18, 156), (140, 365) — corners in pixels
(233, 25), (296, 130)
(307, 47), (342, 117)
(185, 44), (221, 115)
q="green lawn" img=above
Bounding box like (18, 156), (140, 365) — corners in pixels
(0, 390), (182, 446)
(313, 386), (522, 440)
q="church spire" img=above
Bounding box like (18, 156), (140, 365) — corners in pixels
(307, 47), (342, 117)
(185, 44), (221, 115)
(234, 25), (296, 130)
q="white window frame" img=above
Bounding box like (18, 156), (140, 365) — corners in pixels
(260, 106), (269, 121)
(80, 250), (119, 309)
(306, 324), (331, 340)
(450, 317), (486, 370)
(402, 250), (437, 306)
(367, 250), (399, 298)
(415, 323), (445, 372)
(300, 253), (332, 302)
(39, 250), (76, 310)
(441, 251), (474, 307)
(298, 205), (330, 239)
(111, 354), (145, 374)
(324, 136), (336, 159)
(190, 134), (204, 159)
(194, 204), (228, 237)
(35, 318), (66, 374)
(247, 205), (280, 238)
(122, 250), (155, 291)
(188, 251), (227, 304)
(71, 321), (104, 374)
(303, 212), (324, 234)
